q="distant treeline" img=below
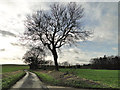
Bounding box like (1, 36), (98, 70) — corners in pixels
(38, 65), (81, 70)
(39, 55), (120, 70)
(90, 55), (120, 70)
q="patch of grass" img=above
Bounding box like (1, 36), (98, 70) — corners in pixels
(64, 79), (104, 89)
(2, 71), (26, 90)
(33, 71), (60, 85)
(2, 65), (29, 73)
(32, 70), (107, 89)
(60, 68), (119, 88)
(1, 65), (27, 90)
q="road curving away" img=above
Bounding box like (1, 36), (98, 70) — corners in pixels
(10, 70), (86, 90)
(10, 70), (48, 89)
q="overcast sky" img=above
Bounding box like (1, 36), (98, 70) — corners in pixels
(0, 0), (118, 65)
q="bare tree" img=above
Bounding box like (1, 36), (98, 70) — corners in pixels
(23, 46), (45, 69)
(24, 2), (91, 71)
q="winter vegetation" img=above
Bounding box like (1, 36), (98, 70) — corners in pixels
(0, 2), (118, 90)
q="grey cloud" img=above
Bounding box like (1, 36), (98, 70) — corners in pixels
(0, 30), (16, 37)
(10, 43), (26, 47)
(12, 57), (21, 60)
(74, 50), (79, 54)
(76, 59), (89, 62)
(0, 48), (5, 51)
(10, 43), (19, 46)
(75, 57), (89, 62)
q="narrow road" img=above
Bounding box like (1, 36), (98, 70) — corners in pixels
(10, 70), (48, 89)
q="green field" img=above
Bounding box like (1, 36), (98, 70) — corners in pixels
(1, 65), (119, 89)
(60, 68), (119, 88)
(33, 70), (107, 89)
(2, 65), (29, 73)
(1, 65), (28, 89)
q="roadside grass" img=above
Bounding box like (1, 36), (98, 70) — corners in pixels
(60, 68), (119, 89)
(63, 79), (104, 89)
(32, 70), (108, 89)
(33, 71), (60, 85)
(1, 65), (28, 90)
(2, 65), (29, 73)
(2, 70), (26, 90)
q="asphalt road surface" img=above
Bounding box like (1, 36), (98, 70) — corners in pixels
(10, 70), (48, 89)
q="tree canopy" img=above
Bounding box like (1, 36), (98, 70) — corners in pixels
(23, 46), (45, 69)
(24, 2), (92, 70)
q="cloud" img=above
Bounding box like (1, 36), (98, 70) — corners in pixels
(58, 47), (90, 65)
(112, 47), (118, 51)
(83, 2), (118, 44)
(10, 42), (21, 46)
(0, 48), (5, 51)
(0, 1), (118, 64)
(0, 43), (27, 64)
(0, 30), (16, 37)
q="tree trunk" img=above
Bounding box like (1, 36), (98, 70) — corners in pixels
(52, 48), (59, 71)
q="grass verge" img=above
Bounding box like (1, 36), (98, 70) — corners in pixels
(33, 71), (60, 86)
(32, 70), (110, 89)
(2, 70), (26, 90)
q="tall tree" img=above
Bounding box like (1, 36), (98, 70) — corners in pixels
(24, 2), (91, 71)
